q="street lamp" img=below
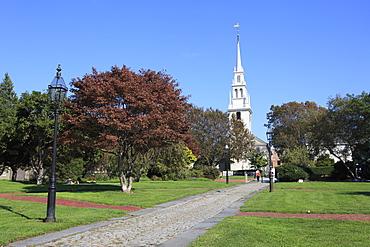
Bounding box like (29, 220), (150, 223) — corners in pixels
(44, 64), (67, 222)
(266, 131), (274, 192)
(225, 145), (230, 184)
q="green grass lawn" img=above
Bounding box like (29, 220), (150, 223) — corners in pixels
(0, 179), (242, 245)
(241, 182), (370, 214)
(190, 182), (370, 247)
(0, 199), (125, 246)
(189, 216), (370, 247)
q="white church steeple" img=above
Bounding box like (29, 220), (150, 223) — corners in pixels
(235, 24), (243, 72)
(228, 23), (252, 132)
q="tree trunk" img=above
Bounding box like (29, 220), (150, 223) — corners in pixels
(11, 166), (17, 181)
(329, 149), (356, 179)
(121, 175), (133, 193)
(118, 151), (133, 193)
(134, 165), (144, 182)
(36, 172), (44, 185)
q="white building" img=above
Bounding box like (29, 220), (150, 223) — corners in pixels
(227, 24), (268, 171)
(227, 24), (252, 131)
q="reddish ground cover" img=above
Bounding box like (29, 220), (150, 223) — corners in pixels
(0, 193), (142, 211)
(275, 189), (331, 191)
(2, 192), (369, 221)
(236, 212), (370, 221)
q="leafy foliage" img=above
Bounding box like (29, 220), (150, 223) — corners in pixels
(0, 73), (19, 179)
(246, 152), (267, 168)
(307, 166), (335, 181)
(189, 108), (255, 169)
(282, 146), (315, 167)
(315, 155), (334, 167)
(266, 101), (327, 154)
(312, 92), (370, 178)
(146, 143), (196, 180)
(189, 107), (229, 167)
(191, 164), (221, 180)
(63, 66), (191, 192)
(275, 163), (309, 182)
(16, 91), (55, 184)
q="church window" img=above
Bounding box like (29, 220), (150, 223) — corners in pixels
(237, 75), (241, 82)
(236, 112), (241, 120)
(234, 89), (238, 98)
(240, 89), (243, 97)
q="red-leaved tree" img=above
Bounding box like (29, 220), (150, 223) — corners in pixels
(63, 66), (191, 192)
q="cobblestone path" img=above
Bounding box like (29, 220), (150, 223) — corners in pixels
(9, 182), (268, 247)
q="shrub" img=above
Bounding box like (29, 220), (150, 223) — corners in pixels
(92, 173), (110, 181)
(195, 177), (212, 181)
(331, 161), (355, 180)
(315, 155), (335, 167)
(202, 166), (221, 180)
(276, 163), (309, 182)
(307, 166), (335, 181)
(190, 169), (203, 178)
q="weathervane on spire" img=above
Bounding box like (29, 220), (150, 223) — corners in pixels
(234, 23), (240, 42)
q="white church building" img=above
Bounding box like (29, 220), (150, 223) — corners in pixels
(227, 24), (268, 172)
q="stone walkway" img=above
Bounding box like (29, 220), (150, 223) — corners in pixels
(9, 182), (268, 247)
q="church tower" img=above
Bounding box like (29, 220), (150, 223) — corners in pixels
(227, 24), (252, 132)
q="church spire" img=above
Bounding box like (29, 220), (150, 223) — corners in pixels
(234, 23), (243, 72)
(228, 23), (252, 131)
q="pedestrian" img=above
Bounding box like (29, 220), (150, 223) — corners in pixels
(65, 178), (74, 184)
(256, 170), (261, 182)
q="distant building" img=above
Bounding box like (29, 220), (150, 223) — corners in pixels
(226, 24), (278, 172)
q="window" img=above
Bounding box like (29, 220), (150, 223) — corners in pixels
(240, 89), (243, 97)
(236, 112), (241, 120)
(237, 75), (241, 82)
(235, 89), (238, 98)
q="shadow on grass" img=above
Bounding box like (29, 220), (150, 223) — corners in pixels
(21, 183), (121, 193)
(0, 205), (43, 220)
(342, 191), (370, 197)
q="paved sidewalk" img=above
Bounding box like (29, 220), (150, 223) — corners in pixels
(10, 182), (268, 247)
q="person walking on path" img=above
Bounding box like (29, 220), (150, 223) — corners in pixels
(256, 170), (261, 182)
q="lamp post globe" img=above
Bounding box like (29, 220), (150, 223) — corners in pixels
(44, 64), (67, 223)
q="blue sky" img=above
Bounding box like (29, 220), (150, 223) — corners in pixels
(1, 0), (369, 140)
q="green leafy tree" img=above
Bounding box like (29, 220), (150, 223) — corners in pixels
(0, 73), (20, 180)
(64, 66), (191, 192)
(246, 152), (268, 169)
(147, 142), (197, 180)
(266, 101), (327, 154)
(315, 155), (334, 167)
(17, 91), (55, 184)
(313, 93), (370, 178)
(283, 146), (315, 167)
(189, 107), (229, 167)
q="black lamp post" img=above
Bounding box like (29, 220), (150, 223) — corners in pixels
(266, 131), (274, 192)
(44, 64), (67, 222)
(225, 145), (230, 184)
